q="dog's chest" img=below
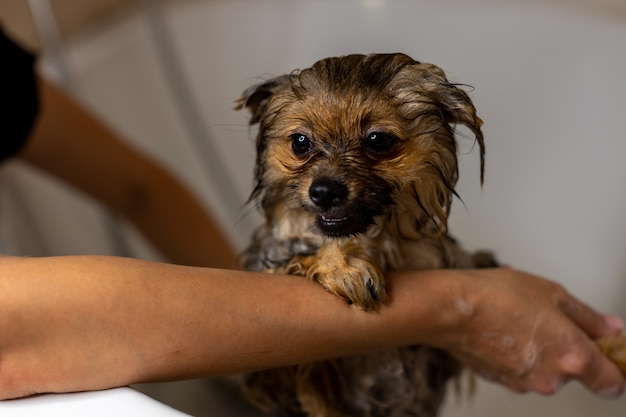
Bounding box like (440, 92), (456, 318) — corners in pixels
(244, 216), (467, 274)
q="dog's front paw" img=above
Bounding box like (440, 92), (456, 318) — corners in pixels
(308, 255), (386, 311)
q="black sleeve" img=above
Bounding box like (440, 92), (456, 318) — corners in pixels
(0, 27), (40, 163)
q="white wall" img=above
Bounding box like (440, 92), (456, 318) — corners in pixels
(2, 0), (625, 416)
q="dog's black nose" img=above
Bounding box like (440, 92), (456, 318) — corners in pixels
(309, 178), (348, 210)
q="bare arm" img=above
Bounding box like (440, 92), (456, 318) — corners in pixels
(0, 255), (622, 400)
(17, 77), (238, 269)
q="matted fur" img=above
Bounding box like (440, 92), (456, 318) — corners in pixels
(237, 53), (494, 417)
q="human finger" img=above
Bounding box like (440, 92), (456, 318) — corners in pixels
(555, 290), (620, 339)
(558, 339), (625, 398)
(602, 314), (625, 333)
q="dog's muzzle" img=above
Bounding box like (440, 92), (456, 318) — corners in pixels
(308, 178), (372, 237)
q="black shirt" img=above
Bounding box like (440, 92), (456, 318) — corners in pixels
(1, 26), (40, 162)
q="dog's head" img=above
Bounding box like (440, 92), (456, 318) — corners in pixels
(236, 53), (484, 239)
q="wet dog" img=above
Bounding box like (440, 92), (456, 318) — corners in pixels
(236, 53), (493, 417)
(233, 52), (626, 416)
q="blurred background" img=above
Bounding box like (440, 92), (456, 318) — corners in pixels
(1, 0), (625, 416)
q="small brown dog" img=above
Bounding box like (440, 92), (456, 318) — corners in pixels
(236, 53), (490, 417)
(235, 53), (626, 416)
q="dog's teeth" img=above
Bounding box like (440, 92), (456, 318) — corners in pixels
(321, 215), (348, 223)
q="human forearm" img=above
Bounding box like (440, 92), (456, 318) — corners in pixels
(0, 255), (403, 398)
(105, 159), (240, 269)
(0, 256), (623, 400)
(19, 78), (239, 269)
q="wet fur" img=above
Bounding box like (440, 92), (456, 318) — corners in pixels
(237, 53), (495, 417)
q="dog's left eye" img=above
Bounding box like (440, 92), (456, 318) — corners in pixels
(364, 132), (397, 154)
(290, 133), (313, 156)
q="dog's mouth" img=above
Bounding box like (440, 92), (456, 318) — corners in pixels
(315, 212), (372, 237)
(305, 177), (393, 238)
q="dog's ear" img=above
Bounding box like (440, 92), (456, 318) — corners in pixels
(411, 64), (486, 184)
(438, 83), (485, 185)
(234, 75), (290, 124)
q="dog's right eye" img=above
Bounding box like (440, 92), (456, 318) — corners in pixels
(290, 133), (313, 156)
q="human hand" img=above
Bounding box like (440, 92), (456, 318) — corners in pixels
(441, 268), (624, 397)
